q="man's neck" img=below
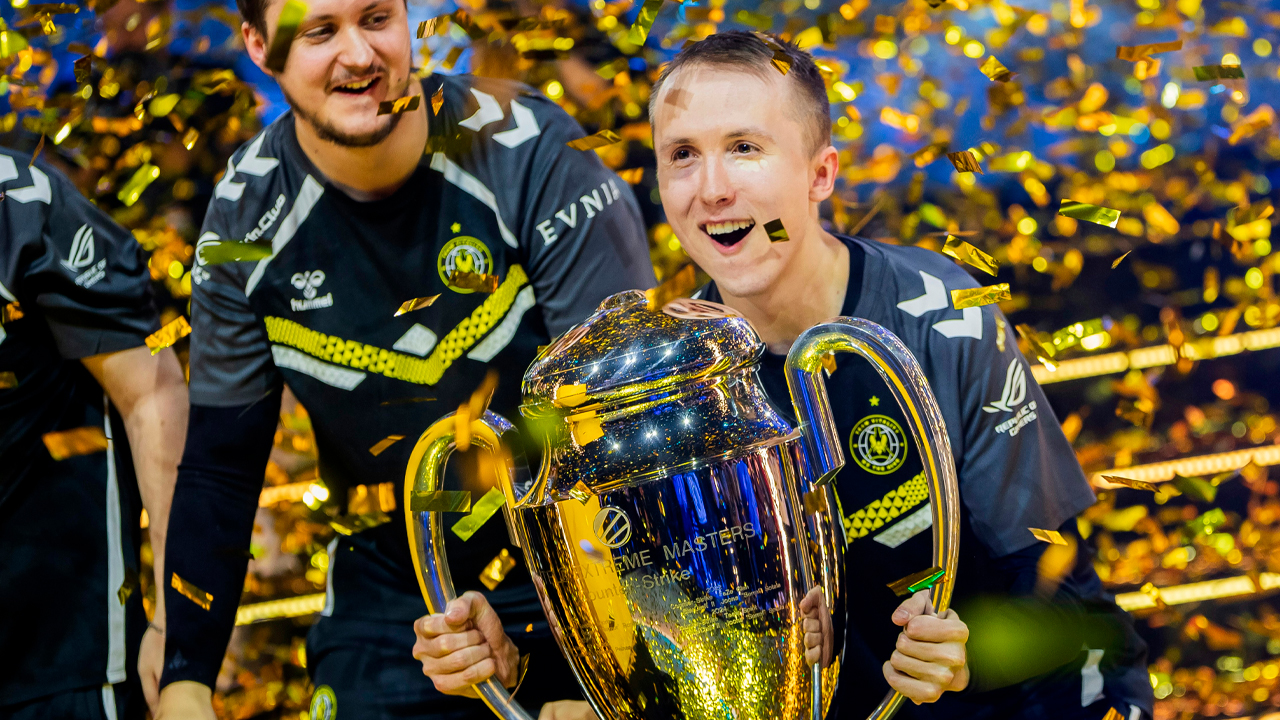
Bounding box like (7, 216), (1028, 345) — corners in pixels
(293, 77), (429, 201)
(722, 224), (850, 355)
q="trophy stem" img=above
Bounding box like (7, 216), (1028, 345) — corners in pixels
(810, 663), (822, 720)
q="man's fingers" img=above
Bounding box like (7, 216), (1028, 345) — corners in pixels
(799, 587), (823, 615)
(420, 642), (494, 675)
(903, 613), (969, 644)
(427, 657), (496, 696)
(889, 649), (956, 687)
(416, 612), (474, 639)
(883, 660), (944, 705)
(891, 590), (932, 627)
(413, 628), (484, 660)
(805, 630), (824, 649)
(445, 593), (483, 626)
(894, 633), (966, 667)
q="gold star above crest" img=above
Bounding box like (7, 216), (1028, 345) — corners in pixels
(869, 396), (880, 406)
(451, 222), (461, 233)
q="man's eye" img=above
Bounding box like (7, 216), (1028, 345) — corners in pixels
(366, 13), (389, 25)
(735, 143), (754, 154)
(673, 149), (691, 161)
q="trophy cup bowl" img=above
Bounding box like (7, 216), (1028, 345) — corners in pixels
(405, 290), (959, 720)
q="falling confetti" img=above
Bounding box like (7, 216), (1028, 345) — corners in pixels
(1058, 200), (1121, 229)
(265, 0), (308, 73)
(942, 236), (999, 276)
(479, 549), (518, 590)
(145, 316), (191, 354)
(451, 487), (507, 541)
(566, 130), (623, 151)
(887, 566), (946, 597)
(43, 426), (108, 460)
(1029, 528), (1068, 545)
(171, 572), (213, 611)
(764, 218), (789, 242)
(368, 435), (405, 456)
(377, 95), (421, 116)
(951, 283), (1010, 309)
(394, 295), (440, 317)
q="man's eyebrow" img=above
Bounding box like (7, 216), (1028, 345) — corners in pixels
(306, 0), (386, 20)
(658, 128), (773, 150)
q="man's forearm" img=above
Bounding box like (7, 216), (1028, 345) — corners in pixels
(161, 398), (280, 689)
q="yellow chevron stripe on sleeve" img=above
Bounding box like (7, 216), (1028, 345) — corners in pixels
(264, 265), (529, 386)
(842, 471), (929, 541)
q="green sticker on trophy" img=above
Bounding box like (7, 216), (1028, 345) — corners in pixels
(887, 565), (946, 597)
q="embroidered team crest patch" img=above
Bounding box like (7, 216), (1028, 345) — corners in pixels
(850, 414), (907, 475)
(438, 236), (493, 294)
(310, 685), (337, 720)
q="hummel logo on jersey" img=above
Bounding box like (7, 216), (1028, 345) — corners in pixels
(290, 270), (333, 311)
(63, 224), (107, 288)
(984, 358), (1027, 413)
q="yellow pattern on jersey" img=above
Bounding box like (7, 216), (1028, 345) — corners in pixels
(264, 264), (529, 386)
(841, 471), (928, 542)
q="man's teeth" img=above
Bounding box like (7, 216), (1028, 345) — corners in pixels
(705, 221), (754, 236)
(338, 78), (374, 91)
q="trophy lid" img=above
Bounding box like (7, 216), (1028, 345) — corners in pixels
(521, 290), (764, 416)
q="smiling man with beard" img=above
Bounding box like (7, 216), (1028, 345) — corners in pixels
(153, 0), (654, 718)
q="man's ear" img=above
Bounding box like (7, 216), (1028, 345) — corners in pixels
(809, 144), (839, 203)
(243, 21), (272, 76)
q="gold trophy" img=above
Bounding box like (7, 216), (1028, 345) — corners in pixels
(405, 290), (960, 720)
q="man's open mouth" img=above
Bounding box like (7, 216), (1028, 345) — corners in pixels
(333, 77), (380, 95)
(702, 220), (755, 247)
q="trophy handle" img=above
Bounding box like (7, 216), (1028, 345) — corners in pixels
(785, 317), (961, 720)
(403, 410), (535, 720)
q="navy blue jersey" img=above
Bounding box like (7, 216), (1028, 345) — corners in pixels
(0, 147), (157, 706)
(164, 73), (655, 687)
(699, 235), (1151, 719)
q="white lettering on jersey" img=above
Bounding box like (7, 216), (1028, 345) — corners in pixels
(214, 134), (280, 202)
(536, 180), (624, 245)
(994, 401), (1037, 437)
(246, 194), (287, 243)
(984, 358), (1027, 413)
(290, 269), (333, 311)
(897, 270), (984, 340)
(0, 156), (52, 204)
(492, 100), (540, 148)
(460, 89), (504, 132)
(62, 224), (107, 288)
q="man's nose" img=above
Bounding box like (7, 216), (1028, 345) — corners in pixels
(697, 155), (734, 208)
(335, 25), (378, 71)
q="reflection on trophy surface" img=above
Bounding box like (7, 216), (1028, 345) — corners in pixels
(405, 289), (960, 720)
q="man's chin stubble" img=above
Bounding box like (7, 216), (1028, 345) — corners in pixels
(286, 91), (404, 148)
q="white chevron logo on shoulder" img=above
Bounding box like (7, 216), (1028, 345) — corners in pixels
(896, 270), (984, 340)
(0, 155), (52, 204)
(493, 100), (540, 148)
(984, 358), (1027, 413)
(214, 133), (279, 202)
(460, 89), (504, 131)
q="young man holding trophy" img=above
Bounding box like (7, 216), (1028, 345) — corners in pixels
(419, 32), (1153, 720)
(153, 0), (655, 716)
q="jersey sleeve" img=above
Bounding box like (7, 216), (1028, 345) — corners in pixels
(948, 301), (1097, 557)
(508, 97), (657, 335)
(2, 155), (157, 357)
(188, 199), (282, 407)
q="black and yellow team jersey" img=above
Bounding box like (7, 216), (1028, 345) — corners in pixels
(699, 236), (1152, 720)
(0, 147), (159, 708)
(162, 73), (655, 690)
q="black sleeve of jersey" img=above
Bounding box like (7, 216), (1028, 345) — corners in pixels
(960, 522), (1148, 695)
(514, 100), (657, 335)
(0, 152), (157, 357)
(161, 395), (281, 690)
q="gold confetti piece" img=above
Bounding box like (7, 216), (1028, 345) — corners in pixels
(1101, 475), (1158, 492)
(1029, 528), (1067, 545)
(946, 150), (983, 174)
(978, 55), (1016, 83)
(117, 567), (138, 605)
(764, 218), (789, 242)
(117, 163), (159, 207)
(911, 142), (949, 167)
(394, 295), (440, 316)
(43, 426), (108, 460)
(330, 511), (391, 535)
(451, 487), (507, 541)
(181, 127), (200, 150)
(942, 236), (999, 276)
(803, 490), (828, 514)
(1101, 708), (1124, 720)
(568, 409), (604, 446)
(449, 9), (487, 40)
(1228, 104), (1274, 145)
(1172, 474), (1217, 503)
(627, 0), (664, 45)
(995, 315), (1006, 352)
(566, 130), (622, 151)
(411, 490), (473, 513)
(1115, 40), (1183, 61)
(368, 435), (405, 456)
(454, 401), (472, 451)
(265, 0), (307, 73)
(1, 301), (22, 324)
(1193, 64), (1244, 81)
(569, 480), (593, 504)
(417, 15), (447, 38)
(145, 317), (191, 355)
(1132, 58), (1160, 80)
(448, 269), (499, 293)
(1111, 250), (1132, 269)
(0, 372), (16, 389)
(617, 167), (644, 184)
(887, 566), (946, 597)
(819, 352), (837, 374)
(171, 572), (213, 611)
(378, 95), (421, 116)
(553, 384), (590, 409)
(1058, 199), (1120, 228)
(467, 370), (499, 424)
(951, 283), (1010, 309)
(430, 86), (444, 115)
(645, 263), (698, 311)
(479, 549), (518, 590)
(753, 32), (792, 75)
(197, 240), (273, 265)
(1049, 318), (1105, 354)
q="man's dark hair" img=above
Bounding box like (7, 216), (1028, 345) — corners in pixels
(237, 0), (267, 37)
(649, 30), (832, 156)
